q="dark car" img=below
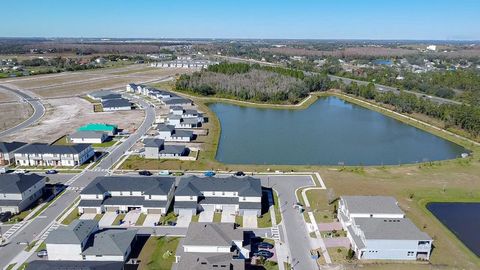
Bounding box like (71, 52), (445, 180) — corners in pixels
(257, 242), (274, 249)
(254, 250), (274, 258)
(37, 249), (48, 258)
(234, 171), (245, 176)
(45, 169), (58, 174)
(138, 170), (152, 176)
(0, 211), (12, 222)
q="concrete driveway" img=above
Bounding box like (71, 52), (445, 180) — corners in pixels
(79, 213), (96, 220)
(221, 210), (236, 223)
(243, 214), (258, 228)
(176, 211), (193, 227)
(317, 222), (343, 232)
(99, 212), (118, 227)
(198, 210), (214, 222)
(143, 214), (161, 227)
(122, 210), (141, 227)
(323, 237), (350, 248)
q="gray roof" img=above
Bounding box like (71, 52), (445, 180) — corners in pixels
(170, 106), (183, 111)
(103, 196), (168, 207)
(183, 222), (243, 246)
(174, 201), (198, 209)
(176, 176), (262, 197)
(81, 176), (175, 195)
(163, 97), (191, 105)
(172, 130), (193, 138)
(168, 114), (183, 120)
(160, 145), (187, 155)
(79, 200), (103, 207)
(26, 260), (124, 270)
(0, 199), (22, 206)
(69, 131), (106, 140)
(46, 220), (98, 244)
(100, 94), (123, 101)
(341, 196), (404, 216)
(15, 143), (91, 155)
(177, 252), (245, 270)
(184, 109), (199, 115)
(156, 123), (175, 132)
(102, 98), (131, 108)
(88, 90), (117, 98)
(82, 229), (137, 256)
(239, 202), (262, 210)
(182, 117), (200, 125)
(199, 197), (238, 205)
(0, 174), (45, 193)
(353, 217), (432, 241)
(144, 138), (164, 148)
(0, 141), (27, 153)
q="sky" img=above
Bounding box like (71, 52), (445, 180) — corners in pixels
(2, 0), (480, 40)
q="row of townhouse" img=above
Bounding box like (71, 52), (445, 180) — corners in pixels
(77, 175), (263, 217)
(126, 83), (193, 107)
(143, 138), (189, 159)
(13, 143), (94, 167)
(87, 90), (132, 111)
(156, 123), (194, 142)
(338, 196), (433, 261)
(150, 59), (218, 69)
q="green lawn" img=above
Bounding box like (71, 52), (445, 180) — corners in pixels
(4, 209), (32, 224)
(94, 214), (103, 221)
(61, 209), (80, 225)
(136, 213), (147, 226)
(138, 236), (180, 270)
(92, 140), (117, 148)
(191, 214), (199, 222)
(235, 215), (243, 227)
(272, 190), (282, 225)
(257, 213), (273, 228)
(159, 212), (177, 225)
(263, 261), (279, 270)
(36, 241), (46, 252)
(24, 240), (38, 252)
(113, 214), (126, 225)
(51, 135), (73, 146)
(213, 212), (222, 223)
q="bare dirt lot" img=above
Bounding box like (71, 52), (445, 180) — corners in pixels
(0, 103), (33, 132)
(2, 97), (144, 143)
(0, 89), (19, 102)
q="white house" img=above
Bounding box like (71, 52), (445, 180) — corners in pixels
(174, 176), (262, 217)
(155, 124), (193, 142)
(143, 138), (188, 159)
(102, 98), (131, 111)
(14, 143), (94, 167)
(0, 141), (27, 166)
(174, 223), (249, 270)
(68, 131), (108, 144)
(338, 196), (433, 261)
(78, 176), (176, 215)
(0, 174), (46, 214)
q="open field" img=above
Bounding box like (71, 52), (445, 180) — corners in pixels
(0, 88), (20, 102)
(2, 96), (144, 143)
(0, 103), (33, 132)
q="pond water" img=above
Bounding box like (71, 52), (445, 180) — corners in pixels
(427, 202), (480, 257)
(209, 96), (466, 165)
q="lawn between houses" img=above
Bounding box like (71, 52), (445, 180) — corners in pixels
(137, 236), (180, 270)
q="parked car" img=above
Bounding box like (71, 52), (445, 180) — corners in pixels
(254, 250), (274, 258)
(0, 166), (8, 174)
(37, 249), (48, 258)
(257, 242), (274, 249)
(158, 170), (170, 176)
(45, 169), (58, 174)
(234, 171), (245, 176)
(0, 211), (12, 222)
(138, 170), (152, 176)
(12, 169), (27, 174)
(167, 221), (176, 226)
(204, 171), (215, 177)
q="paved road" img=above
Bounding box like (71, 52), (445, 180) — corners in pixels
(0, 96), (156, 269)
(0, 85), (45, 138)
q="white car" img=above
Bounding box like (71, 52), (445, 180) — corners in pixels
(158, 170), (170, 175)
(12, 169), (27, 174)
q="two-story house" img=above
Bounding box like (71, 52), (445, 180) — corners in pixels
(338, 196), (433, 261)
(174, 176), (262, 217)
(78, 176), (176, 215)
(0, 173), (46, 214)
(0, 141), (27, 166)
(14, 143), (94, 167)
(155, 124), (194, 142)
(46, 219), (136, 262)
(143, 138), (188, 159)
(175, 222), (250, 270)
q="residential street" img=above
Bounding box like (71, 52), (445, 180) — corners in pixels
(0, 92), (156, 269)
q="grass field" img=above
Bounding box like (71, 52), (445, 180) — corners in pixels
(137, 236), (180, 270)
(0, 102), (33, 132)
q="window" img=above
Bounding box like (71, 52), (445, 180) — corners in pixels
(130, 191), (133, 195)
(190, 196), (193, 200)
(222, 192), (225, 195)
(149, 195), (152, 199)
(212, 192), (215, 195)
(120, 191), (123, 196)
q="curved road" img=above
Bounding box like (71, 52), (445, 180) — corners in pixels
(0, 85), (45, 138)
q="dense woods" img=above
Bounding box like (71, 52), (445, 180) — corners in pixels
(342, 82), (480, 138)
(176, 62), (329, 103)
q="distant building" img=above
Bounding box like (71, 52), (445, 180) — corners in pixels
(87, 91), (122, 102)
(143, 138), (188, 159)
(155, 124), (194, 142)
(175, 222), (250, 270)
(426, 45), (437, 51)
(14, 143), (94, 167)
(0, 173), (46, 214)
(101, 99), (132, 111)
(339, 196), (432, 261)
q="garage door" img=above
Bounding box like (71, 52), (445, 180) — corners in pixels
(243, 209), (259, 216)
(222, 205), (237, 212)
(105, 206), (119, 212)
(147, 208), (163, 214)
(201, 204), (215, 212)
(83, 208), (98, 214)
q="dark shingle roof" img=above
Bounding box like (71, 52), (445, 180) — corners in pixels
(159, 145), (186, 155)
(156, 124), (175, 132)
(15, 143), (91, 155)
(46, 220), (98, 244)
(81, 176), (175, 196)
(176, 176), (262, 197)
(102, 98), (131, 108)
(172, 130), (193, 138)
(82, 229), (137, 256)
(143, 138), (164, 148)
(0, 141), (27, 153)
(26, 260), (124, 270)
(0, 174), (45, 193)
(183, 223), (243, 246)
